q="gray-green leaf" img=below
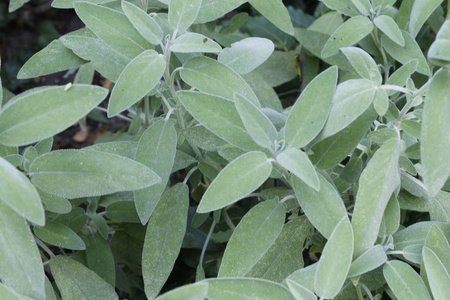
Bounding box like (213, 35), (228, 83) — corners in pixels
(218, 200), (285, 277)
(30, 149), (160, 199)
(197, 151), (272, 213)
(108, 50), (166, 117)
(285, 66), (338, 148)
(170, 33), (222, 53)
(0, 85), (108, 146)
(169, 0), (202, 31)
(33, 220), (85, 250)
(122, 1), (163, 45)
(340, 47), (382, 84)
(421, 68), (450, 196)
(248, 0), (294, 35)
(0, 156), (44, 225)
(155, 282), (208, 300)
(314, 217), (353, 299)
(422, 246), (450, 300)
(409, 0), (444, 38)
(374, 15), (405, 46)
(143, 184), (189, 299)
(50, 256), (118, 300)
(348, 245), (387, 277)
(85, 233), (115, 287)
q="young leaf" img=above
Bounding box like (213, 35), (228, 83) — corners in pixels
(61, 31), (131, 82)
(108, 50), (166, 117)
(0, 201), (45, 300)
(310, 106), (376, 170)
(30, 149), (160, 199)
(218, 37), (274, 74)
(197, 151), (272, 213)
(286, 279), (317, 300)
(421, 68), (450, 197)
(381, 30), (430, 76)
(409, 0), (444, 38)
(373, 88), (389, 116)
(385, 59), (418, 96)
(195, 0), (247, 23)
(422, 247), (450, 300)
(246, 215), (312, 282)
(17, 40), (86, 79)
(314, 217), (353, 299)
(50, 256), (118, 300)
(134, 120), (177, 225)
(0, 157), (44, 225)
(428, 20), (450, 66)
(0, 85), (108, 146)
(383, 260), (432, 300)
(73, 2), (151, 58)
(178, 91), (262, 151)
(285, 66), (338, 148)
(180, 56), (260, 106)
(169, 0), (202, 31)
(248, 0), (294, 35)
(155, 282), (208, 300)
(38, 189), (72, 214)
(243, 72), (283, 112)
(320, 79), (376, 138)
(373, 15), (405, 46)
(292, 172), (347, 239)
(33, 220), (85, 250)
(85, 233), (115, 287)
(347, 245), (387, 277)
(122, 1), (163, 45)
(351, 0), (371, 15)
(352, 138), (402, 257)
(322, 16), (373, 58)
(234, 93), (277, 148)
(340, 47), (382, 85)
(218, 200), (285, 277)
(204, 278), (295, 300)
(143, 184), (189, 299)
(276, 147), (320, 191)
(170, 33), (222, 53)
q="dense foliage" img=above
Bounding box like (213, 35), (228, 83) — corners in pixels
(0, 0), (449, 299)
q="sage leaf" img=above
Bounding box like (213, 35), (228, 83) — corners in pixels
(85, 233), (115, 287)
(234, 93), (277, 148)
(292, 172), (347, 239)
(122, 1), (163, 45)
(169, 0), (202, 31)
(73, 2), (151, 58)
(286, 279), (317, 300)
(428, 20), (450, 66)
(347, 245), (387, 277)
(253, 51), (299, 87)
(314, 217), (353, 299)
(340, 47), (382, 84)
(424, 225), (450, 273)
(180, 56), (260, 106)
(352, 138), (402, 257)
(33, 220), (85, 250)
(385, 59), (418, 96)
(204, 278), (295, 300)
(135, 120), (177, 225)
(38, 189), (72, 214)
(178, 91), (262, 150)
(197, 151), (272, 213)
(106, 201), (140, 223)
(429, 191), (450, 222)
(381, 30), (430, 76)
(320, 79), (376, 138)
(422, 247), (450, 300)
(310, 106), (376, 170)
(409, 0), (444, 38)
(373, 15), (405, 46)
(286, 263), (318, 292)
(285, 66), (338, 148)
(351, 0), (371, 15)
(248, 0), (294, 35)
(51, 0), (110, 9)
(315, 0), (359, 17)
(108, 50), (166, 117)
(421, 68), (450, 196)
(85, 141), (137, 159)
(277, 147), (320, 191)
(0, 201), (45, 300)
(0, 283), (34, 300)
(218, 200), (285, 277)
(218, 37), (274, 74)
(17, 40), (86, 79)
(61, 31), (131, 82)
(0, 156), (44, 225)
(50, 256), (118, 300)
(322, 16), (373, 58)
(243, 72), (283, 112)
(30, 149), (160, 199)
(246, 215), (312, 282)
(143, 184), (189, 299)
(195, 0), (247, 24)
(170, 33), (222, 53)
(393, 221), (450, 252)
(155, 282), (208, 300)
(9, 0), (30, 12)
(383, 260), (432, 300)
(0, 85), (108, 146)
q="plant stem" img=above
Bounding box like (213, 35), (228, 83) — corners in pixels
(380, 85), (413, 95)
(94, 107), (132, 122)
(222, 208), (236, 231)
(371, 28), (390, 83)
(144, 95), (150, 126)
(199, 220), (216, 267)
(356, 285), (365, 300)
